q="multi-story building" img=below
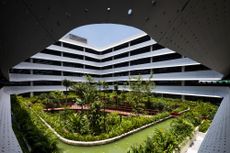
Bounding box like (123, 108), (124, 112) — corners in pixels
(8, 33), (223, 101)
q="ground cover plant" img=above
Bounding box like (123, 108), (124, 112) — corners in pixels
(127, 100), (218, 153)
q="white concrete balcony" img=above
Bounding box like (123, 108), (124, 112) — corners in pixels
(48, 39), (156, 59)
(32, 48), (175, 67)
(9, 70), (222, 83)
(13, 58), (199, 75)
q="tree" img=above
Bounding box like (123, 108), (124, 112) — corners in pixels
(127, 74), (155, 115)
(127, 75), (145, 115)
(71, 75), (97, 106)
(62, 79), (72, 106)
(71, 76), (101, 133)
(142, 73), (155, 110)
(88, 101), (103, 135)
(98, 80), (109, 131)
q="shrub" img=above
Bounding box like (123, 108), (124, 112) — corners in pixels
(11, 96), (60, 153)
(199, 120), (212, 133)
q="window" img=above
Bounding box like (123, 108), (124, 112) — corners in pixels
(114, 52), (129, 59)
(9, 69), (31, 74)
(130, 35), (151, 46)
(114, 72), (129, 77)
(153, 66), (182, 73)
(40, 49), (61, 56)
(130, 58), (151, 66)
(114, 43), (129, 51)
(33, 59), (61, 66)
(63, 52), (84, 59)
(63, 72), (83, 77)
(85, 56), (100, 62)
(130, 69), (150, 75)
(152, 44), (164, 51)
(33, 70), (61, 76)
(114, 62), (129, 68)
(63, 42), (83, 51)
(33, 81), (61, 86)
(155, 81), (181, 86)
(101, 65), (113, 70)
(184, 65), (209, 71)
(101, 57), (113, 62)
(54, 41), (62, 46)
(130, 46), (151, 56)
(152, 53), (181, 62)
(102, 48), (113, 54)
(10, 81), (30, 86)
(85, 65), (100, 70)
(63, 62), (84, 68)
(85, 48), (99, 55)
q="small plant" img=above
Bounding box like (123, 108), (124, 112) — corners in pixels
(199, 120), (211, 133)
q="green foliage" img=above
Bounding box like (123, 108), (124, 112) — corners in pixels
(12, 74), (218, 151)
(11, 96), (60, 153)
(71, 75), (98, 105)
(127, 100), (218, 153)
(62, 79), (72, 89)
(199, 120), (212, 133)
(128, 118), (194, 153)
(127, 75), (155, 115)
(88, 101), (104, 135)
(170, 118), (194, 141)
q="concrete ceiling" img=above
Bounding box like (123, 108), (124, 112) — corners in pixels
(1, 0), (230, 78)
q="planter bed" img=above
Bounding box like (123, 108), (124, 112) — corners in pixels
(39, 108), (190, 146)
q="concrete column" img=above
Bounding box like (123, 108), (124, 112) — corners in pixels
(128, 43), (131, 77)
(112, 48), (115, 85)
(83, 47), (86, 70)
(181, 55), (185, 101)
(30, 59), (34, 97)
(150, 53), (153, 75)
(60, 52), (64, 85)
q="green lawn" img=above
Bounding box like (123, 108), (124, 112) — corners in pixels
(58, 118), (173, 153)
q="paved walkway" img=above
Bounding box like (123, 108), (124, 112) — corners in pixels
(0, 88), (22, 153)
(45, 104), (152, 117)
(186, 132), (206, 153)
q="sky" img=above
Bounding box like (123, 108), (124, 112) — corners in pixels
(69, 24), (145, 49)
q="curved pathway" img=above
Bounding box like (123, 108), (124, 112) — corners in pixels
(45, 104), (153, 117)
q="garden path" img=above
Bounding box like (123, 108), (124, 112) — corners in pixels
(45, 104), (152, 117)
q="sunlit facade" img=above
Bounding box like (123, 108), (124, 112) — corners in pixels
(9, 33), (223, 100)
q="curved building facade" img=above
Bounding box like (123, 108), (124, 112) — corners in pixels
(8, 33), (223, 99)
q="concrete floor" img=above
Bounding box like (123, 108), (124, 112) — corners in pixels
(186, 132), (206, 153)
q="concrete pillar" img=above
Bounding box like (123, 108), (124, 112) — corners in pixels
(181, 55), (185, 101)
(112, 48), (115, 85)
(30, 58), (34, 97)
(83, 47), (86, 70)
(128, 43), (131, 77)
(60, 52), (64, 85)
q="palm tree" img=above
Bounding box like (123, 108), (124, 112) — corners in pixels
(62, 79), (72, 106)
(71, 83), (86, 111)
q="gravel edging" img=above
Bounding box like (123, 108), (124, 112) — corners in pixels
(39, 108), (190, 146)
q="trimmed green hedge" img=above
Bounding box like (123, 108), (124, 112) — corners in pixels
(11, 96), (60, 153)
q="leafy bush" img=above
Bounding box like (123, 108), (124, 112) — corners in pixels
(199, 120), (211, 133)
(11, 96), (60, 153)
(128, 117), (194, 153)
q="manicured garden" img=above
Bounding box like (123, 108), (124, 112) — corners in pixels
(11, 76), (218, 153)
